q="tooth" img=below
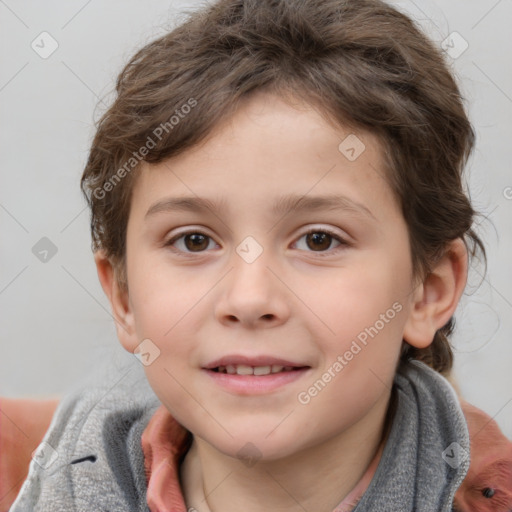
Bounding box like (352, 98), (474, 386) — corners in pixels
(218, 366), (226, 373)
(253, 366), (271, 376)
(271, 365), (284, 373)
(236, 365), (254, 375)
(284, 366), (293, 371)
(226, 365), (236, 374)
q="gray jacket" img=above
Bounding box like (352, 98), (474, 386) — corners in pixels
(10, 352), (469, 511)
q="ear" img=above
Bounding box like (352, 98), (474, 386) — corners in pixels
(94, 250), (138, 353)
(403, 238), (468, 349)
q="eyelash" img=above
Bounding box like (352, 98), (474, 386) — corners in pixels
(164, 227), (350, 258)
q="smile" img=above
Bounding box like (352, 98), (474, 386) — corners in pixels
(212, 364), (301, 375)
(203, 366), (311, 395)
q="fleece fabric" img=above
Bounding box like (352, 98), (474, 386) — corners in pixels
(140, 403), (385, 511)
(9, 352), (469, 512)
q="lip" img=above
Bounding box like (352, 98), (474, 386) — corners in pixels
(202, 354), (311, 395)
(203, 354), (308, 369)
(203, 367), (311, 394)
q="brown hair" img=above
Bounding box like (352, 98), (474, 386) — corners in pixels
(81, 0), (486, 375)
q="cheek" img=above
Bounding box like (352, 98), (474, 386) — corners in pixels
(304, 267), (409, 391)
(141, 361), (200, 434)
(128, 256), (207, 337)
(310, 266), (407, 340)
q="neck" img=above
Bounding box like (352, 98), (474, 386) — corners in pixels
(180, 390), (393, 512)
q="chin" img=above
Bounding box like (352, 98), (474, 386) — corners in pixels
(202, 428), (306, 464)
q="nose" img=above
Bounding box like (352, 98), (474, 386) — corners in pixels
(214, 249), (291, 329)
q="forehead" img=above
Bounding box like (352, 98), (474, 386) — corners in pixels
(130, 92), (400, 223)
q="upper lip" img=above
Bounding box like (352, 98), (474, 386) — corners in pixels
(203, 355), (310, 369)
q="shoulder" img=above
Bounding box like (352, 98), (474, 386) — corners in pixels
(10, 351), (160, 512)
(353, 359), (470, 511)
(0, 397), (60, 510)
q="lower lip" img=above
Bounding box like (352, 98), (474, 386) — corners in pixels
(203, 368), (311, 395)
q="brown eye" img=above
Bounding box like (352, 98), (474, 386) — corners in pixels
(165, 231), (216, 254)
(183, 233), (209, 251)
(306, 232), (332, 251)
(294, 228), (349, 256)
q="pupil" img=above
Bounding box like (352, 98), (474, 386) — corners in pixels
(186, 233), (208, 251)
(307, 232), (330, 251)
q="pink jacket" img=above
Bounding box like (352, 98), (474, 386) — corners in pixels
(452, 399), (512, 512)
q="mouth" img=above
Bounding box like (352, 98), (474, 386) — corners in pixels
(203, 355), (310, 374)
(202, 355), (311, 393)
(210, 364), (307, 376)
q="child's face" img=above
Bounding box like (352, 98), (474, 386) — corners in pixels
(117, 91), (423, 460)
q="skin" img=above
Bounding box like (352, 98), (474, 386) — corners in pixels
(96, 91), (468, 512)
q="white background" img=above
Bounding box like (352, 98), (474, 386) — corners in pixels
(1, 0), (511, 437)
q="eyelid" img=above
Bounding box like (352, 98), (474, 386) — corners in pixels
(293, 226), (351, 257)
(164, 225), (351, 257)
(163, 226), (220, 256)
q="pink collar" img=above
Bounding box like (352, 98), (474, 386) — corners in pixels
(142, 405), (382, 512)
(141, 405), (191, 512)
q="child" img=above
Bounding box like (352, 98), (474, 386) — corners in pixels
(7, 0), (496, 510)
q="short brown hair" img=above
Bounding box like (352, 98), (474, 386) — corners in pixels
(81, 0), (486, 374)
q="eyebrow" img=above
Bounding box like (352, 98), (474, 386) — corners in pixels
(145, 194), (376, 221)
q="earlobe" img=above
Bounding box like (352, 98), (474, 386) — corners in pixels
(94, 251), (138, 352)
(403, 238), (468, 349)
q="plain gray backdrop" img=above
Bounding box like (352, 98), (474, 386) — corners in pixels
(1, 0), (511, 437)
